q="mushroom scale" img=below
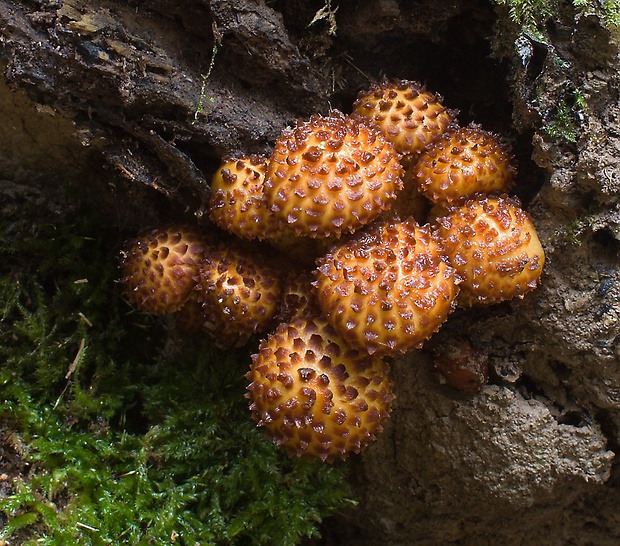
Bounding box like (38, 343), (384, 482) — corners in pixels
(263, 110), (404, 238)
(246, 315), (394, 462)
(435, 194), (545, 306)
(118, 224), (210, 315)
(314, 217), (460, 356)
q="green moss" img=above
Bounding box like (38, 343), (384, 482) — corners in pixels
(0, 195), (352, 545)
(542, 98), (578, 143)
(493, 0), (620, 32)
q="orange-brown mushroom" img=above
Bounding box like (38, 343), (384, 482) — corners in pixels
(314, 217), (459, 356)
(412, 124), (516, 205)
(246, 315), (394, 462)
(435, 194), (545, 306)
(208, 155), (279, 240)
(195, 244), (283, 347)
(263, 110), (404, 238)
(119, 224), (210, 315)
(352, 79), (455, 156)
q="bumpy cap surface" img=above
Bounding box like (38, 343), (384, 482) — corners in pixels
(208, 155), (278, 240)
(436, 194), (545, 306)
(274, 269), (322, 324)
(246, 315), (394, 462)
(119, 224), (209, 315)
(196, 245), (282, 347)
(263, 110), (403, 238)
(412, 124), (516, 204)
(352, 79), (455, 155)
(314, 218), (459, 356)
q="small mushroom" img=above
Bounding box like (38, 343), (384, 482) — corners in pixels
(352, 78), (455, 156)
(433, 336), (489, 393)
(119, 224), (210, 315)
(412, 124), (516, 204)
(246, 314), (394, 462)
(195, 244), (283, 347)
(314, 217), (459, 356)
(435, 194), (545, 306)
(208, 155), (279, 240)
(263, 110), (404, 238)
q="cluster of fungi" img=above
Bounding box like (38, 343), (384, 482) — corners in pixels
(119, 79), (545, 463)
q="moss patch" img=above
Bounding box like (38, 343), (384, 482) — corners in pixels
(0, 187), (352, 545)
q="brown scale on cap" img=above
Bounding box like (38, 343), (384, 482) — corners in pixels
(263, 110), (404, 239)
(246, 315), (394, 462)
(195, 244), (282, 347)
(208, 155), (279, 240)
(412, 124), (517, 205)
(314, 218), (459, 357)
(435, 194), (545, 307)
(274, 269), (323, 324)
(119, 224), (210, 315)
(352, 79), (455, 156)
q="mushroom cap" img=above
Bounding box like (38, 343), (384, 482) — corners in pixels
(119, 224), (209, 315)
(435, 194), (545, 306)
(195, 244), (282, 347)
(352, 79), (455, 156)
(246, 315), (394, 462)
(314, 218), (459, 356)
(433, 336), (489, 393)
(208, 155), (279, 240)
(263, 110), (404, 238)
(412, 124), (516, 204)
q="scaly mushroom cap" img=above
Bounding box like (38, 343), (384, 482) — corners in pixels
(412, 124), (516, 204)
(263, 110), (404, 238)
(314, 218), (459, 356)
(208, 155), (279, 240)
(246, 315), (394, 462)
(195, 245), (282, 347)
(352, 79), (455, 156)
(435, 194), (545, 306)
(119, 224), (209, 315)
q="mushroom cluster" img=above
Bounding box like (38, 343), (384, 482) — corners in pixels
(118, 78), (545, 461)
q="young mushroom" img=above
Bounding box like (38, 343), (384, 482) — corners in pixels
(314, 217), (459, 356)
(435, 194), (545, 306)
(352, 78), (455, 156)
(195, 244), (283, 347)
(432, 336), (489, 393)
(263, 110), (404, 238)
(118, 224), (210, 315)
(208, 155), (279, 240)
(246, 314), (394, 462)
(412, 124), (517, 205)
